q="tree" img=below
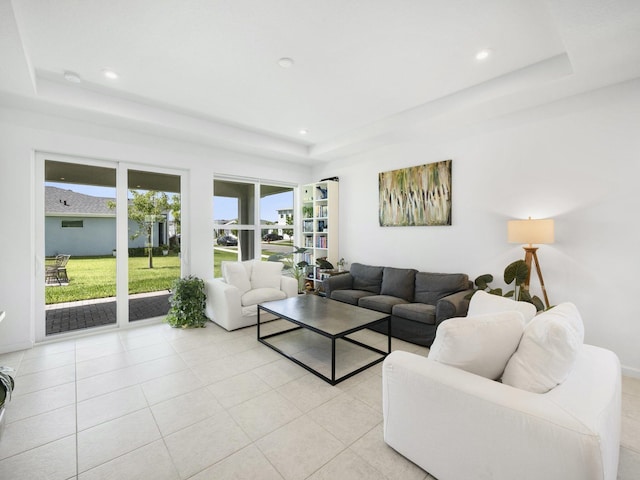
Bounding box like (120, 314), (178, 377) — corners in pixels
(282, 214), (294, 238)
(109, 190), (172, 269)
(170, 194), (181, 235)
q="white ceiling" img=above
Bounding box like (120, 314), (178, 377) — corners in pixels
(1, 0), (640, 163)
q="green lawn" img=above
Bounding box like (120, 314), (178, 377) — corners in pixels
(45, 255), (182, 304)
(46, 248), (274, 304)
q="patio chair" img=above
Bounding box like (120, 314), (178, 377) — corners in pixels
(45, 254), (70, 285)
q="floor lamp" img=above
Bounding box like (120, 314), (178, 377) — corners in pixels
(507, 217), (554, 309)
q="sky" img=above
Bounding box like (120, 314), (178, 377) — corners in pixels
(45, 182), (292, 222)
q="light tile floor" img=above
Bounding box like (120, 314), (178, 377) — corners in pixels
(0, 321), (639, 480)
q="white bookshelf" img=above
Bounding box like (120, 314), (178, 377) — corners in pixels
(300, 180), (339, 291)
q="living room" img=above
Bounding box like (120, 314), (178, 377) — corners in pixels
(1, 1), (639, 478)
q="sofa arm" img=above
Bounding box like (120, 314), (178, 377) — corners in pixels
(280, 275), (299, 297)
(324, 273), (354, 298)
(204, 278), (242, 331)
(383, 347), (620, 480)
(435, 289), (473, 324)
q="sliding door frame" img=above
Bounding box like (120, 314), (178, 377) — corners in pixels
(34, 152), (188, 343)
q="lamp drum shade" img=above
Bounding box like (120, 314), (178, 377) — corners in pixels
(508, 218), (554, 245)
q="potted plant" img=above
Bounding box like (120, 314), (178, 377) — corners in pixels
(468, 260), (545, 311)
(268, 246), (310, 294)
(166, 276), (208, 328)
(160, 244), (169, 256)
(0, 366), (15, 438)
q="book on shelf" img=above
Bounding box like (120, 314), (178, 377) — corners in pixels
(303, 220), (314, 232)
(315, 205), (328, 217)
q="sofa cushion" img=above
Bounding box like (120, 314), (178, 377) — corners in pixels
(351, 263), (384, 294)
(241, 287), (287, 307)
(331, 289), (376, 306)
(428, 311), (526, 380)
(380, 267), (417, 301)
(250, 261), (283, 289)
(221, 261), (252, 295)
(414, 272), (469, 305)
(392, 303), (436, 325)
(468, 290), (537, 323)
(502, 303), (584, 393)
(359, 295), (409, 314)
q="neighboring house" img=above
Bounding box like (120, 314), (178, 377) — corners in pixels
(276, 208), (293, 238)
(45, 186), (167, 256)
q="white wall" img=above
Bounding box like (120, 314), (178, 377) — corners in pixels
(314, 78), (640, 376)
(2, 78), (639, 376)
(0, 106), (311, 353)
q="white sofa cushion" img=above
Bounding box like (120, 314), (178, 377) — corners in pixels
(428, 311), (525, 380)
(468, 290), (537, 323)
(502, 302), (584, 393)
(241, 287), (287, 307)
(221, 261), (252, 295)
(250, 261), (283, 289)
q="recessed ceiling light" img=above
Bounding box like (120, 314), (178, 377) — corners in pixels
(299, 129), (308, 135)
(63, 71), (81, 83)
(102, 69), (119, 80)
(278, 58), (294, 68)
(475, 49), (492, 61)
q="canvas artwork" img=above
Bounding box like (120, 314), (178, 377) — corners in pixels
(379, 159), (452, 226)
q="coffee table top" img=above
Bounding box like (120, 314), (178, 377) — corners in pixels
(259, 294), (388, 336)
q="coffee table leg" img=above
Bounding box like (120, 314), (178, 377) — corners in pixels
(331, 337), (336, 384)
(257, 306), (261, 340)
(387, 316), (391, 353)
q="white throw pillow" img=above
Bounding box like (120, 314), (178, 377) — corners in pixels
(250, 261), (283, 290)
(428, 311), (526, 380)
(502, 302), (584, 393)
(468, 290), (537, 323)
(221, 261), (252, 295)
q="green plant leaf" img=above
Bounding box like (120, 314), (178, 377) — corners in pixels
(531, 296), (545, 312)
(475, 274), (493, 290)
(504, 260), (529, 286)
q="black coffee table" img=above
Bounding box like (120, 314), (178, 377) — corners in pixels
(257, 295), (391, 385)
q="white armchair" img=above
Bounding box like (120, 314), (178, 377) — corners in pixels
(205, 260), (298, 331)
(382, 296), (621, 480)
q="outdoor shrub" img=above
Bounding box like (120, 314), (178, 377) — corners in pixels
(166, 275), (208, 328)
(128, 247), (166, 257)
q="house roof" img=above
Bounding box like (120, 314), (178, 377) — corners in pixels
(45, 186), (115, 217)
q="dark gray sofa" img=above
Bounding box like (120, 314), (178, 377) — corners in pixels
(324, 263), (473, 347)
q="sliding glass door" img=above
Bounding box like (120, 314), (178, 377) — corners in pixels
(127, 170), (181, 322)
(38, 155), (185, 339)
(43, 160), (118, 335)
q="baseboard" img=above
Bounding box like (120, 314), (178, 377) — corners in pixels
(621, 365), (640, 379)
(0, 340), (34, 355)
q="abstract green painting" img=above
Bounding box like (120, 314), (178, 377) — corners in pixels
(379, 160), (452, 226)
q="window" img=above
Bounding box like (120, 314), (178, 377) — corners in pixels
(213, 178), (295, 278)
(61, 220), (83, 228)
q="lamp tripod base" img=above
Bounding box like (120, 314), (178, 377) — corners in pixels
(523, 246), (551, 309)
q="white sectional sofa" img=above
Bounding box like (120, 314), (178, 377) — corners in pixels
(382, 294), (621, 480)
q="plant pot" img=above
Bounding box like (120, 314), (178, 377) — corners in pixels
(0, 375), (14, 439)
